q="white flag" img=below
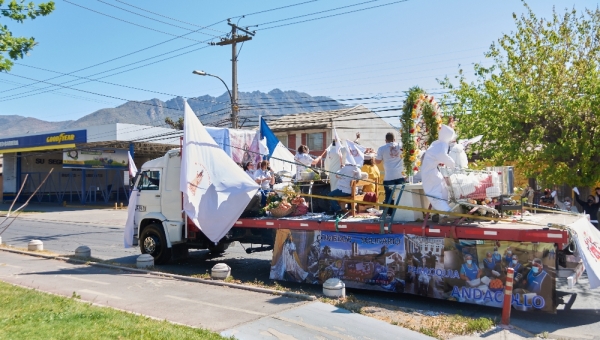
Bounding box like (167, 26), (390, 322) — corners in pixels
(180, 101), (259, 243)
(346, 139), (365, 166)
(123, 188), (138, 248)
(569, 217), (600, 289)
(128, 151), (137, 177)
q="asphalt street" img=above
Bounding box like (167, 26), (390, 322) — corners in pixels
(1, 205), (600, 339)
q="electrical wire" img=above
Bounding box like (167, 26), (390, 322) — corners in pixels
(255, 0), (408, 30)
(231, 0), (320, 19)
(96, 0), (223, 37)
(250, 0), (379, 27)
(63, 0), (212, 42)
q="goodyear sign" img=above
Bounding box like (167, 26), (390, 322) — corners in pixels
(0, 130), (86, 152)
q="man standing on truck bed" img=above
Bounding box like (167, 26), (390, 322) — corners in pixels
(375, 132), (405, 216)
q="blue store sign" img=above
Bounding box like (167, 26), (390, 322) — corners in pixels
(0, 130), (87, 151)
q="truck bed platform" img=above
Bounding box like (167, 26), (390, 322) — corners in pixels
(236, 212), (579, 248)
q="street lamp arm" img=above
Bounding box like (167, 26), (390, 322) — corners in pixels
(192, 70), (233, 103)
(193, 69), (238, 128)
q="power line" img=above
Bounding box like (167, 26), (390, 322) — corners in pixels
(63, 0), (213, 42)
(0, 25), (226, 96)
(232, 0), (321, 18)
(255, 0), (408, 30)
(250, 0), (379, 27)
(0, 43), (215, 102)
(238, 51), (487, 87)
(113, 0), (227, 33)
(96, 0), (224, 37)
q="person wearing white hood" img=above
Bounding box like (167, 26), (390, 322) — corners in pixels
(324, 139), (347, 192)
(421, 124), (456, 215)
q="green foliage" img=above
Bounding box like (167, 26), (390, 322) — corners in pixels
(0, 281), (230, 340)
(464, 317), (495, 333)
(401, 86), (425, 174)
(165, 116), (184, 130)
(0, 0), (55, 71)
(441, 2), (600, 186)
(421, 101), (439, 143)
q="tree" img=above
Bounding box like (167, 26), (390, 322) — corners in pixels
(164, 117), (183, 130)
(0, 0), (55, 72)
(440, 3), (600, 187)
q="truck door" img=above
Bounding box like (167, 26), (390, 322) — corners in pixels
(137, 169), (162, 214)
(161, 160), (181, 221)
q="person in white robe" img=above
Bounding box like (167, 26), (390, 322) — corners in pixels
(421, 125), (456, 213)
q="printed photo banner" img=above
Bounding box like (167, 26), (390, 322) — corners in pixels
(63, 149), (128, 169)
(270, 230), (557, 313)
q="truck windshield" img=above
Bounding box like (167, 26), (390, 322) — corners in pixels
(138, 170), (160, 190)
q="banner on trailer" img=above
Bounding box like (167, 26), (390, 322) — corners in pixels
(569, 217), (600, 289)
(270, 230), (557, 312)
(63, 149), (128, 169)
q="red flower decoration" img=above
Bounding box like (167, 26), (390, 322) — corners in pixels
(409, 128), (415, 133)
(410, 149), (415, 154)
(413, 167), (419, 171)
(413, 104), (417, 109)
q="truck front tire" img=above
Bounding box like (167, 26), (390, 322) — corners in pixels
(140, 223), (172, 264)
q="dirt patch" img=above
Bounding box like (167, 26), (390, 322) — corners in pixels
(321, 295), (496, 339)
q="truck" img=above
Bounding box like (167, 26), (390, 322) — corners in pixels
(132, 137), (589, 314)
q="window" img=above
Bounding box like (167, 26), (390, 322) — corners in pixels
(138, 170), (160, 190)
(277, 135), (288, 148)
(307, 132), (323, 151)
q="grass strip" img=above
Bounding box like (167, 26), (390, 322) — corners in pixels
(0, 281), (231, 340)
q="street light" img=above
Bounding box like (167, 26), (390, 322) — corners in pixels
(192, 70), (238, 128)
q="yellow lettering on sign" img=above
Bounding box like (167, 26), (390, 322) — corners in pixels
(46, 133), (75, 144)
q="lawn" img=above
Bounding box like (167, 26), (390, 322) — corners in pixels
(0, 281), (232, 340)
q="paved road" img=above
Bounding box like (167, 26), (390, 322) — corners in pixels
(1, 205), (600, 339)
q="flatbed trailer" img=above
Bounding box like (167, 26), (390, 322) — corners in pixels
(234, 214), (571, 249)
(232, 212), (583, 314)
(133, 146), (587, 314)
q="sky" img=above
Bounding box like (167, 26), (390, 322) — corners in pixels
(0, 0), (596, 125)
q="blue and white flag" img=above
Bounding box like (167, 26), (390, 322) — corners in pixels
(181, 101), (259, 243)
(259, 117), (296, 175)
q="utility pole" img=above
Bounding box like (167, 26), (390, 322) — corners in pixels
(211, 20), (255, 129)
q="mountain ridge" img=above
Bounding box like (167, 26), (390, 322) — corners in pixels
(0, 89), (346, 137)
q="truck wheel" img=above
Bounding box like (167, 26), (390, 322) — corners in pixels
(140, 224), (171, 264)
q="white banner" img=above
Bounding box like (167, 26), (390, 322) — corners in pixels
(346, 139), (365, 166)
(128, 151), (137, 177)
(569, 217), (600, 289)
(180, 101), (259, 243)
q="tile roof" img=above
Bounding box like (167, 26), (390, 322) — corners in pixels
(267, 105), (375, 131)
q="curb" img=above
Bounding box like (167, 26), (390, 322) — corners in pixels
(0, 246), (317, 302)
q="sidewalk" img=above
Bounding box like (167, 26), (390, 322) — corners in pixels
(0, 203), (127, 226)
(0, 249), (433, 339)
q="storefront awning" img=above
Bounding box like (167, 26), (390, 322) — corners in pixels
(0, 144), (76, 154)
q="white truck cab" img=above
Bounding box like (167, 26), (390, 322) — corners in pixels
(133, 149), (272, 264)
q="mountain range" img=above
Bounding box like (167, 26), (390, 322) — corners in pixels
(1, 89), (346, 137)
